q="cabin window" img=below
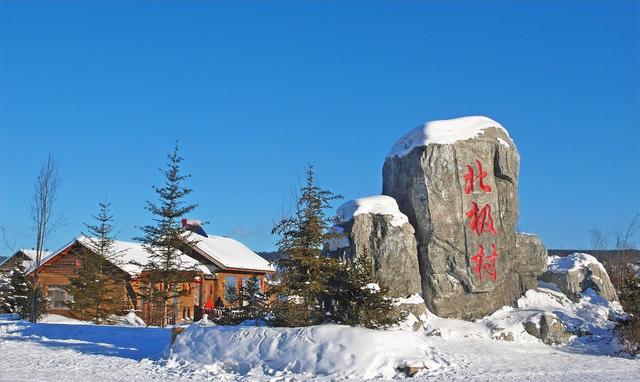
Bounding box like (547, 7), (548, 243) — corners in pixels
(47, 285), (73, 309)
(225, 275), (237, 301)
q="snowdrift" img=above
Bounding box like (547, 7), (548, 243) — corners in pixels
(169, 323), (437, 379)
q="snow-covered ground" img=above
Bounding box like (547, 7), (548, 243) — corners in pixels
(1, 285), (639, 381)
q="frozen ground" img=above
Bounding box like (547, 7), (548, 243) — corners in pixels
(1, 286), (639, 382)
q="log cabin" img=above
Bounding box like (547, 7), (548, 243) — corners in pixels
(24, 220), (275, 325)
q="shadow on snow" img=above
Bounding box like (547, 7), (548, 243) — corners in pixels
(0, 319), (171, 361)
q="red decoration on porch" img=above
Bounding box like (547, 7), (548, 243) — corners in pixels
(193, 276), (202, 284)
(204, 298), (213, 310)
(466, 202), (497, 236)
(464, 159), (492, 194)
(470, 244), (499, 282)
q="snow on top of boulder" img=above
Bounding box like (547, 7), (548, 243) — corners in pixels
(337, 195), (409, 227)
(546, 253), (604, 274)
(386, 116), (510, 159)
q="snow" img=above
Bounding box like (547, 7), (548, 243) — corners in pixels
(326, 226), (351, 251)
(395, 293), (425, 305)
(27, 236), (213, 277)
(1, 282), (639, 381)
(169, 323), (436, 379)
(387, 116), (510, 159)
(547, 252), (604, 273)
(336, 195), (409, 227)
(187, 233), (275, 273)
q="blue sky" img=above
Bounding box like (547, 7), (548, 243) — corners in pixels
(1, 0), (639, 254)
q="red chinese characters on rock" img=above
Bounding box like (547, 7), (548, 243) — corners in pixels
(463, 159), (499, 283)
(470, 244), (498, 282)
(466, 202), (496, 236)
(464, 159), (492, 194)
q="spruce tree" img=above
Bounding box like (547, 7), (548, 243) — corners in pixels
(137, 144), (198, 327)
(65, 202), (125, 324)
(0, 273), (11, 313)
(331, 252), (404, 329)
(6, 258), (48, 319)
(270, 164), (343, 327)
(234, 275), (268, 322)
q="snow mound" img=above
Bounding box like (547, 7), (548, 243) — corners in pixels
(387, 116), (509, 158)
(423, 282), (625, 354)
(112, 311), (147, 327)
(169, 324), (438, 379)
(546, 252), (604, 273)
(337, 195), (409, 227)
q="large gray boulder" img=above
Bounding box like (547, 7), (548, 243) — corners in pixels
(540, 253), (618, 302)
(328, 195), (423, 298)
(382, 116), (547, 319)
(515, 233), (548, 290)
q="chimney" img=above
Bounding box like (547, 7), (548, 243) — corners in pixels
(181, 218), (207, 237)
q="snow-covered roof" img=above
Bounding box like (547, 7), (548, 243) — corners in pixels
(77, 237), (212, 276)
(30, 236), (212, 277)
(386, 116), (510, 159)
(337, 195), (409, 227)
(187, 233), (275, 273)
(18, 249), (53, 261)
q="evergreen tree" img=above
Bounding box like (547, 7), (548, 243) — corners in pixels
(65, 202), (125, 324)
(137, 144), (198, 327)
(270, 164), (343, 327)
(331, 252), (404, 329)
(234, 275), (269, 322)
(0, 273), (12, 313)
(5, 258), (49, 319)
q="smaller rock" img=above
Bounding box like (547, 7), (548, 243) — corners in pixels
(397, 363), (427, 377)
(395, 294), (429, 331)
(539, 253), (618, 302)
(523, 312), (569, 345)
(492, 328), (514, 342)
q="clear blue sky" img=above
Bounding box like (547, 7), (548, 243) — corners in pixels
(1, 1), (639, 255)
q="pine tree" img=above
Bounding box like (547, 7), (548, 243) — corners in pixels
(136, 144), (198, 327)
(0, 273), (12, 313)
(270, 164), (343, 327)
(331, 252), (404, 329)
(65, 202), (125, 324)
(5, 258), (49, 319)
(234, 275), (269, 322)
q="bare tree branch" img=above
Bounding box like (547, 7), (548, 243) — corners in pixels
(29, 153), (61, 322)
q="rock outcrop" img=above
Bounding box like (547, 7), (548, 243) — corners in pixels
(382, 116), (547, 320)
(540, 253), (618, 302)
(523, 312), (570, 345)
(328, 195), (422, 298)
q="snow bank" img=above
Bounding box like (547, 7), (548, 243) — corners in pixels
(169, 323), (437, 379)
(422, 282), (625, 353)
(111, 311), (147, 327)
(337, 195), (409, 227)
(546, 253), (604, 273)
(387, 116), (509, 159)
